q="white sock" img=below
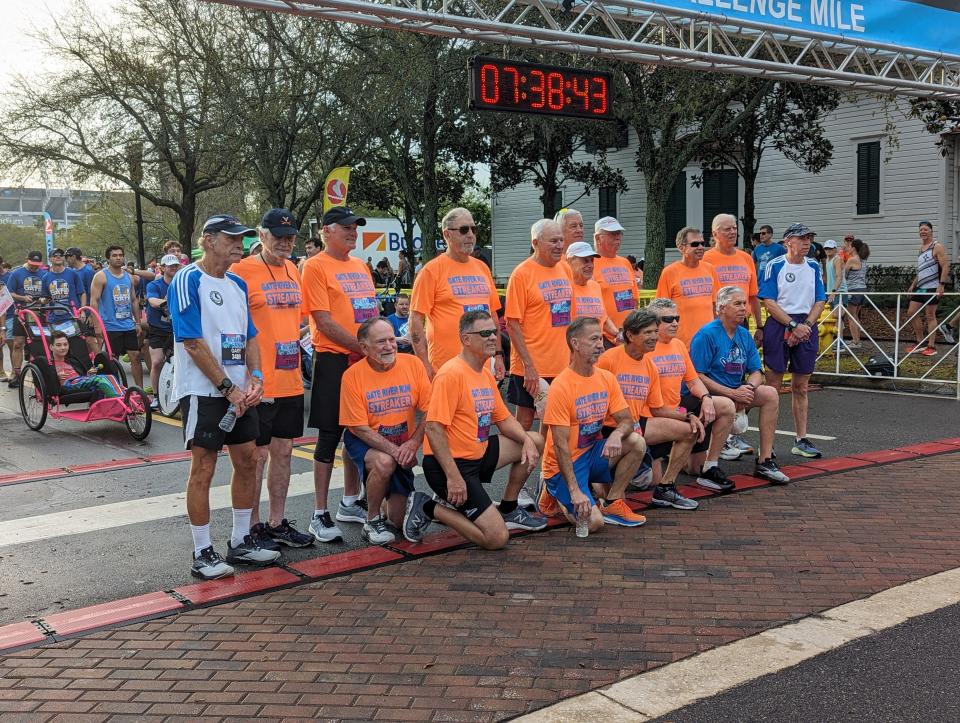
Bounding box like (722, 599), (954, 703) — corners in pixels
(341, 495), (358, 507)
(314, 508), (326, 518)
(190, 524), (212, 557)
(702, 460), (718, 473)
(231, 508), (252, 547)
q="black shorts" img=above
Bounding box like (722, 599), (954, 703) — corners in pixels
(679, 393), (713, 454)
(12, 316), (28, 338)
(181, 394), (259, 451)
(606, 422), (672, 461)
(147, 327), (173, 351)
(107, 329), (140, 355)
(256, 394), (305, 446)
(909, 290), (939, 305)
(422, 435), (500, 522)
(507, 374), (554, 409)
(308, 351), (349, 462)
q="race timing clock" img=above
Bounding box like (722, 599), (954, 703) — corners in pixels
(469, 57), (613, 120)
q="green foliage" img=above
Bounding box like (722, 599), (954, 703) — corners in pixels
(0, 225), (45, 264)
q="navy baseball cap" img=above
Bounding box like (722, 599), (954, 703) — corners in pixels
(782, 223), (816, 239)
(202, 214), (257, 238)
(65, 247), (83, 258)
(26, 251), (43, 263)
(260, 208), (299, 237)
(322, 206), (366, 227)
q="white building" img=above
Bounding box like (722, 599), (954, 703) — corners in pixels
(490, 97), (959, 281)
(0, 187), (103, 229)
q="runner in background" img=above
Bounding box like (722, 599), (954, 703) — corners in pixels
(146, 254), (181, 411)
(592, 216), (638, 346)
(6, 251), (48, 389)
(90, 245), (146, 389)
(567, 242), (620, 340)
(656, 227), (720, 348)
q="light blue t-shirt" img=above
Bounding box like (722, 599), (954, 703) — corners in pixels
(752, 242), (787, 277)
(757, 256), (826, 315)
(690, 319), (762, 390)
(42, 268), (83, 320)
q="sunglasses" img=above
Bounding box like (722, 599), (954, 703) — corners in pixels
(686, 241), (706, 248)
(450, 225), (478, 235)
(659, 315), (681, 324)
(464, 329), (497, 338)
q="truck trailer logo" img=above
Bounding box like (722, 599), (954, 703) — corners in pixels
(362, 231), (387, 251)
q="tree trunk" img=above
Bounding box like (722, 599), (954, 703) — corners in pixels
(178, 195), (196, 255)
(741, 167), (758, 243)
(643, 178), (671, 289)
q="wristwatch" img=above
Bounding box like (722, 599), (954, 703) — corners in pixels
(217, 377), (234, 396)
(251, 370), (264, 381)
(788, 320), (799, 330)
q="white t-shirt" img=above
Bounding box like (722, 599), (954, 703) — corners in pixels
(757, 256), (826, 315)
(169, 263), (257, 399)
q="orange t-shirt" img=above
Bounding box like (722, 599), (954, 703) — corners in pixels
(301, 252), (377, 354)
(650, 338), (699, 410)
(504, 257), (573, 377)
(541, 366), (628, 479)
(424, 356), (510, 460)
(597, 346), (663, 426)
(410, 254), (501, 370)
(571, 279), (608, 327)
(339, 354), (431, 444)
(231, 255), (304, 398)
(702, 248), (758, 299)
(655, 261), (720, 348)
(593, 255), (637, 334)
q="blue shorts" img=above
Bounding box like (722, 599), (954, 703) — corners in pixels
(544, 439), (612, 515)
(342, 429), (415, 498)
(762, 314), (819, 375)
(3, 317), (12, 337)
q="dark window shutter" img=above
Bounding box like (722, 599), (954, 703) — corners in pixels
(665, 173), (687, 248)
(856, 141), (880, 215)
(599, 186), (617, 218)
(702, 169), (739, 244)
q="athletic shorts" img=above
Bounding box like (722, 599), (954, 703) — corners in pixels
(107, 329), (140, 355)
(762, 314), (819, 376)
(4, 317), (12, 338)
(543, 439), (611, 515)
(507, 374), (554, 409)
(181, 394), (259, 451)
(422, 435), (500, 522)
(679, 393), (713, 454)
(147, 326), (173, 351)
(256, 394), (305, 446)
(307, 351), (349, 462)
(342, 429), (415, 498)
(12, 315), (28, 338)
(846, 291), (867, 306)
(910, 289), (939, 305)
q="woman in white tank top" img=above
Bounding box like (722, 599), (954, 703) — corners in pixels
(906, 221), (949, 356)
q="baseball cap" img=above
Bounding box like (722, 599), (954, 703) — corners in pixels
(65, 247), (83, 258)
(26, 251), (42, 263)
(595, 216), (625, 233)
(261, 208), (299, 237)
(160, 254), (181, 267)
(823, 239), (837, 249)
(50, 248), (65, 257)
(322, 206), (366, 227)
(248, 239), (264, 255)
(782, 223), (816, 239)
(202, 214), (257, 238)
(566, 241), (600, 259)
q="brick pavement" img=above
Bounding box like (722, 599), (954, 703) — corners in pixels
(2, 452), (959, 722)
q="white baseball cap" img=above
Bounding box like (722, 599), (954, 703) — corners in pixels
(823, 239), (838, 249)
(160, 254), (181, 267)
(595, 216), (625, 233)
(566, 241), (601, 258)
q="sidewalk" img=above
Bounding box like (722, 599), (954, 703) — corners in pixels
(2, 443), (960, 721)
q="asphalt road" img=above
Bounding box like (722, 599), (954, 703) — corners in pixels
(655, 602), (960, 723)
(0, 382), (957, 624)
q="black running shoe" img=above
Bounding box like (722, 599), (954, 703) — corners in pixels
(226, 534), (281, 565)
(249, 522), (281, 552)
(755, 457), (790, 484)
(696, 466), (735, 492)
(191, 546), (234, 580)
(266, 518), (314, 548)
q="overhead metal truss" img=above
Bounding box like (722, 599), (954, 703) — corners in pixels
(206, 0), (960, 99)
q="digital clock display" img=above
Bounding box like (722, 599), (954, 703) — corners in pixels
(469, 57), (613, 120)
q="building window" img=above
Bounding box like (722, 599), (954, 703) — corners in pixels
(665, 173), (687, 248)
(551, 189), (563, 213)
(598, 186), (617, 218)
(856, 141), (881, 215)
(702, 169), (739, 244)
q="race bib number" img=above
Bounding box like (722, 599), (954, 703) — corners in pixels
(577, 420), (602, 449)
(351, 296), (378, 323)
(550, 300), (571, 327)
(379, 421), (409, 445)
(613, 289), (636, 312)
(221, 333), (246, 366)
(476, 411), (492, 442)
(274, 340), (299, 370)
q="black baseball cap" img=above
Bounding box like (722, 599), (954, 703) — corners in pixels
(260, 208), (299, 237)
(65, 247), (83, 258)
(322, 206), (366, 227)
(202, 214), (257, 238)
(26, 251), (43, 263)
(50, 248), (65, 257)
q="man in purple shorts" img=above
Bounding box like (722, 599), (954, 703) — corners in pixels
(758, 223), (827, 459)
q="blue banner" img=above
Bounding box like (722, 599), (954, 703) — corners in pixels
(660, 0), (960, 56)
(43, 212), (54, 259)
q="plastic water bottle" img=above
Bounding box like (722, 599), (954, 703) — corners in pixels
(575, 511), (589, 538)
(219, 404), (237, 432)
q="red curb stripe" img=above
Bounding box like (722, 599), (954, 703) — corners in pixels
(0, 622), (46, 653)
(0, 468), (70, 486)
(775, 465), (823, 480)
(728, 474), (769, 490)
(802, 456), (874, 472)
(898, 442), (959, 455)
(67, 459), (149, 474)
(849, 449), (920, 464)
(173, 567), (301, 605)
(43, 592), (183, 636)
(289, 547), (403, 577)
(388, 531), (472, 556)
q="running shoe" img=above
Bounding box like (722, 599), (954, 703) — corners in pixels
(149, 398), (160, 412)
(905, 344), (921, 353)
(361, 515), (396, 545)
(755, 457), (790, 484)
(266, 518), (314, 548)
(941, 323), (957, 345)
(696, 466), (735, 492)
(729, 434), (754, 454)
(921, 347), (937, 356)
(309, 511), (343, 543)
(629, 451), (654, 490)
(249, 522), (281, 552)
(191, 546), (234, 580)
(8, 376), (19, 389)
(791, 438), (823, 458)
(403, 491), (433, 543)
(847, 341), (862, 350)
(538, 484), (562, 517)
(517, 486), (536, 510)
(651, 484), (699, 510)
(0, 372), (7, 382)
(226, 535), (281, 565)
(600, 499), (646, 527)
(335, 498), (368, 523)
(120, 353), (130, 363)
(501, 506), (548, 531)
(719, 440), (743, 460)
